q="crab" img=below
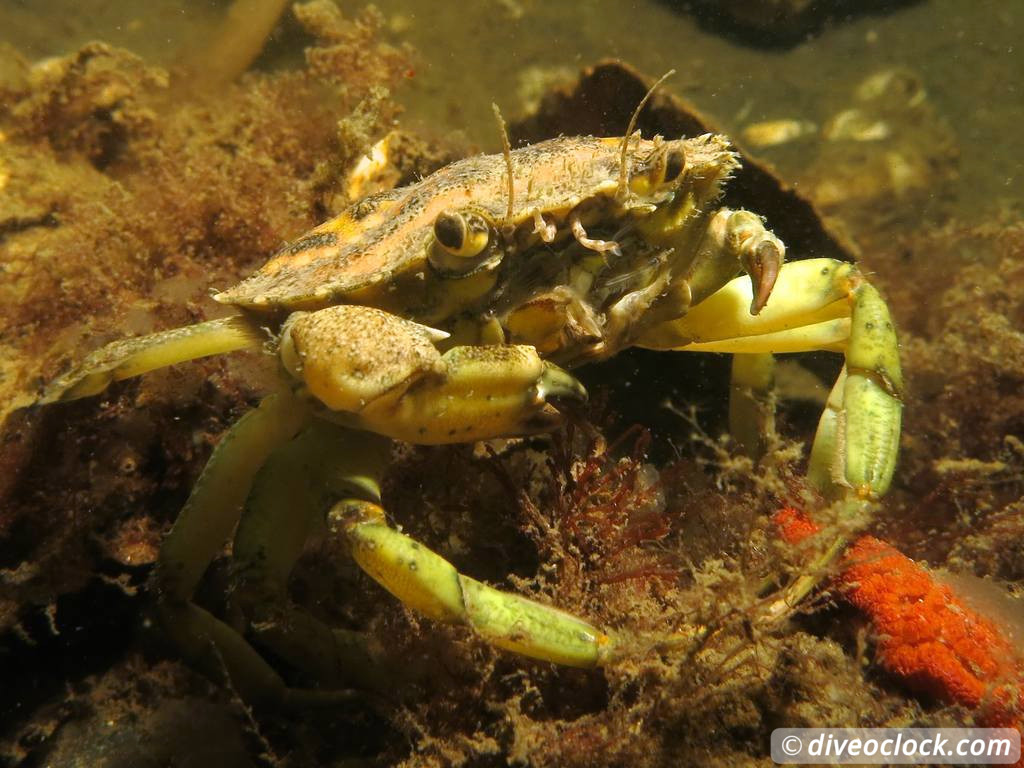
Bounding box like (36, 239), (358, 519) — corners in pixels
(39, 125), (902, 707)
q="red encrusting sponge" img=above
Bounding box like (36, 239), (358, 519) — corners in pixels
(772, 506), (1023, 765)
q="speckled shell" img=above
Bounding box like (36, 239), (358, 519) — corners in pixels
(214, 134), (737, 312)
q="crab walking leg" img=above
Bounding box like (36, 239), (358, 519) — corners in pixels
(637, 258), (903, 499)
(228, 422), (391, 689)
(331, 500), (617, 668)
(807, 366), (846, 495)
(158, 387), (312, 601)
(235, 421), (390, 590)
(40, 315), (264, 403)
(281, 305), (586, 443)
(729, 352), (776, 459)
(155, 388), (314, 706)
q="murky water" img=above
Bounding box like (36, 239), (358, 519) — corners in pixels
(1, 2), (1022, 766)
(3, 0), (1020, 218)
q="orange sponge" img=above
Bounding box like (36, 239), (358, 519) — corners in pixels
(772, 506), (1022, 757)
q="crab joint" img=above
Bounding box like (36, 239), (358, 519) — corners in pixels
(718, 209), (785, 316)
(331, 500), (614, 668)
(809, 280), (903, 499)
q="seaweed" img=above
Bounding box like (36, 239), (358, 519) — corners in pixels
(0, 5), (415, 761)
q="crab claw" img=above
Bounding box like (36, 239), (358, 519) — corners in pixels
(709, 209), (786, 317)
(745, 238), (783, 316)
(537, 363), (588, 405)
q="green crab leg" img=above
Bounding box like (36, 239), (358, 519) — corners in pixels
(233, 421), (389, 591)
(161, 600), (287, 706)
(154, 387), (317, 706)
(729, 352), (776, 459)
(156, 388), (383, 705)
(637, 258), (902, 500)
(157, 387), (312, 602)
(228, 421), (391, 690)
(161, 600), (362, 708)
(807, 366), (846, 495)
(331, 500), (618, 668)
(40, 315), (264, 403)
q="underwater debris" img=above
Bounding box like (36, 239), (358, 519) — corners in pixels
(808, 70), (958, 226)
(0, 11), (417, 760)
(7, 43), (167, 166)
(741, 118), (816, 148)
(518, 422), (680, 588)
(738, 68), (959, 245)
(293, 1), (412, 89)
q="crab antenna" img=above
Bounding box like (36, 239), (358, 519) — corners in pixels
(616, 69), (676, 202)
(492, 103), (515, 234)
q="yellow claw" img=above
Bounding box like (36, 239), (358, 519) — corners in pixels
(357, 345), (586, 443)
(281, 305), (586, 443)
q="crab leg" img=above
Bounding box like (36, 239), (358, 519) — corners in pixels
(225, 420), (392, 691)
(332, 500), (618, 668)
(40, 315), (264, 403)
(637, 258), (902, 500)
(157, 391), (390, 705)
(729, 352), (776, 459)
(155, 387), (315, 706)
(158, 387), (312, 601)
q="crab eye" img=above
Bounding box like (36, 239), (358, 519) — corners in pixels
(429, 209), (499, 277)
(647, 147), (686, 187)
(629, 146), (687, 196)
(433, 210), (490, 258)
(662, 148), (686, 183)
